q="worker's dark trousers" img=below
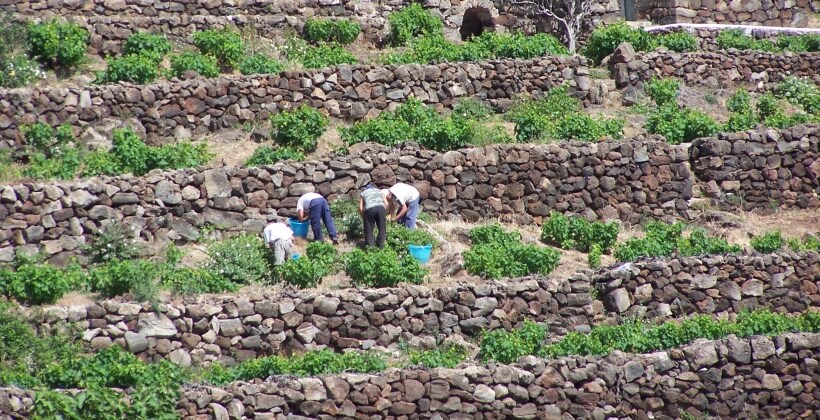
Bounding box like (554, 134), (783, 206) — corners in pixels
(308, 198), (338, 241)
(363, 206), (386, 248)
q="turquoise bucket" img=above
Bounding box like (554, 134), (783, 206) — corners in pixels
(289, 218), (310, 239)
(292, 254), (300, 260)
(408, 244), (433, 264)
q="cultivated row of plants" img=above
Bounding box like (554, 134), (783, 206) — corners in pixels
(11, 124), (211, 181)
(642, 77), (819, 144)
(715, 29), (820, 53)
(462, 224), (561, 279)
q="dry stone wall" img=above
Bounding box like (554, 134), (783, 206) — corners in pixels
(0, 139), (691, 263)
(19, 251), (820, 367)
(637, 0), (815, 27)
(3, 332), (820, 418)
(0, 56), (591, 149)
(691, 124), (820, 211)
(611, 49), (820, 90)
(27, 276), (597, 366)
(594, 251), (820, 320)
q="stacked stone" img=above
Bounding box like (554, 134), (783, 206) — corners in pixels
(1, 0), (353, 17)
(3, 332), (820, 418)
(610, 49), (820, 90)
(691, 124), (819, 211)
(639, 0), (812, 27)
(595, 251), (820, 320)
(645, 26), (794, 52)
(0, 56), (591, 148)
(28, 276), (595, 366)
(0, 139), (690, 262)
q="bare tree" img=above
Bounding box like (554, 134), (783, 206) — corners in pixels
(504, 0), (592, 54)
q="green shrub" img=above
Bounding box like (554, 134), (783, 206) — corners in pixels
(26, 20), (89, 69)
(23, 147), (82, 180)
(775, 76), (820, 115)
(786, 235), (820, 252)
(169, 51), (219, 79)
(244, 146), (305, 166)
(775, 34), (820, 52)
(656, 31), (697, 52)
(386, 224), (437, 255)
(452, 98), (493, 120)
(202, 234), (273, 285)
(0, 54), (44, 88)
(344, 247), (426, 287)
(645, 104), (720, 144)
(613, 222), (740, 261)
(122, 32), (171, 63)
(387, 4), (443, 46)
(192, 28), (244, 69)
(756, 93), (779, 120)
(750, 231), (784, 253)
(82, 128), (212, 177)
(330, 197), (364, 240)
(207, 349), (387, 384)
(715, 29), (776, 51)
(87, 259), (161, 299)
(83, 223), (140, 264)
(506, 85), (623, 142)
(407, 343), (469, 368)
(303, 18), (361, 45)
(161, 265), (237, 295)
(0, 256), (86, 305)
(270, 105), (328, 152)
(588, 243), (603, 268)
(464, 242), (560, 279)
(583, 21), (654, 64)
(21, 122), (74, 158)
(540, 212), (620, 253)
(238, 53), (284, 75)
(300, 43), (357, 69)
(96, 54), (159, 84)
(479, 320), (546, 363)
(645, 78), (679, 107)
(276, 257), (331, 288)
(306, 241), (338, 266)
(469, 224), (522, 247)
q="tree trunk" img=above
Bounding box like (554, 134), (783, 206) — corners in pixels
(566, 24), (577, 53)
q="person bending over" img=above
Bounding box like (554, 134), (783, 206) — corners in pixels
(359, 183), (388, 248)
(263, 219), (294, 265)
(384, 183), (420, 230)
(296, 192), (339, 244)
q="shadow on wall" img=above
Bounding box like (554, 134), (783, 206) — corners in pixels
(460, 7), (496, 40)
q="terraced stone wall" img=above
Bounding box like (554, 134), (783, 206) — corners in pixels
(3, 332), (820, 418)
(594, 251), (820, 319)
(0, 139), (691, 262)
(691, 124), (820, 211)
(611, 49), (820, 89)
(0, 56), (591, 148)
(20, 251), (819, 367)
(638, 0), (814, 27)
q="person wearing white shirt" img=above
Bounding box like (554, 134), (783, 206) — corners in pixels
(384, 183), (421, 230)
(296, 192), (339, 244)
(263, 220), (294, 265)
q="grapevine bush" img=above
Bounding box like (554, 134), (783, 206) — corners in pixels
(238, 53), (284, 76)
(202, 234), (273, 285)
(540, 212), (620, 253)
(122, 32), (171, 63)
(96, 54), (160, 84)
(270, 105), (328, 152)
(387, 3), (443, 46)
(750, 231), (784, 253)
(386, 224), (438, 255)
(614, 222), (741, 262)
(26, 20), (89, 69)
(169, 51), (219, 79)
(303, 18), (361, 45)
(244, 146), (305, 166)
(716, 30), (820, 53)
(463, 224), (560, 279)
(192, 29), (244, 69)
(344, 247), (426, 287)
(407, 343), (469, 369)
(330, 197), (364, 240)
(479, 320), (547, 364)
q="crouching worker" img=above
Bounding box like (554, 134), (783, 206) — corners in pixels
(263, 219), (293, 265)
(359, 183), (388, 248)
(296, 192), (339, 244)
(384, 182), (420, 230)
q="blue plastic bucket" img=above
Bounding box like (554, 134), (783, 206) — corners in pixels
(290, 218), (310, 239)
(408, 244), (433, 264)
(292, 254), (300, 260)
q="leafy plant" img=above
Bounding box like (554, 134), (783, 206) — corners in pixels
(540, 212), (620, 253)
(656, 31), (697, 52)
(270, 105), (328, 153)
(122, 32), (171, 64)
(303, 18), (361, 45)
(169, 51), (219, 79)
(582, 21), (654, 64)
(0, 254), (86, 305)
(407, 343), (469, 368)
(83, 223), (140, 264)
(645, 78), (679, 107)
(786, 235), (820, 252)
(192, 28), (244, 69)
(276, 257), (330, 288)
(26, 20), (89, 69)
(463, 225), (560, 279)
(344, 247), (427, 287)
(244, 146), (305, 166)
(282, 37), (357, 69)
(645, 104), (720, 144)
(386, 224), (437, 255)
(469, 224), (522, 247)
(452, 98), (493, 120)
(614, 222), (740, 262)
(478, 320), (547, 364)
(750, 231), (785, 253)
(0, 53), (44, 88)
(330, 197), (364, 240)
(387, 3), (443, 46)
(96, 54), (160, 84)
(202, 234), (273, 285)
(238, 53), (284, 75)
(775, 76), (820, 115)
